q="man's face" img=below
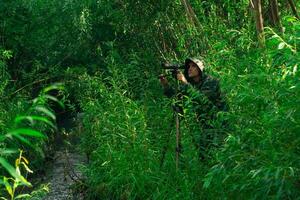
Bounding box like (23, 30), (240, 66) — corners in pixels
(188, 62), (201, 78)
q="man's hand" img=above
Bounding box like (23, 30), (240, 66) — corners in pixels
(159, 74), (169, 87)
(176, 71), (188, 84)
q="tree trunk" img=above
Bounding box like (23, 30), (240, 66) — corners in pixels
(180, 0), (208, 51)
(269, 0), (283, 32)
(180, 0), (201, 28)
(287, 0), (300, 19)
(251, 0), (265, 47)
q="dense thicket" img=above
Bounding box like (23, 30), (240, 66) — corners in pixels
(1, 0), (300, 199)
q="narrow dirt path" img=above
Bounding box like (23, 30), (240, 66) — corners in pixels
(43, 148), (85, 200)
(41, 113), (87, 200)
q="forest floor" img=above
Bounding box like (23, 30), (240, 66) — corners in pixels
(41, 113), (87, 200)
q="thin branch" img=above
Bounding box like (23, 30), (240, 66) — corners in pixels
(287, 0), (300, 19)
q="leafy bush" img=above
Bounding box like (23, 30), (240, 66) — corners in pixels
(70, 73), (156, 199)
(0, 84), (64, 199)
(202, 16), (300, 199)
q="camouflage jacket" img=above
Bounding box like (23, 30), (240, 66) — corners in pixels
(164, 74), (227, 122)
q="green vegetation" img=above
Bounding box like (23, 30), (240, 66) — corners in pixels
(0, 83), (64, 199)
(1, 0), (300, 199)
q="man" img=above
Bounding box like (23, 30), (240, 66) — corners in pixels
(159, 58), (227, 160)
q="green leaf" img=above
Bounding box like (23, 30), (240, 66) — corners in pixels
(15, 194), (31, 199)
(8, 128), (46, 139)
(0, 159), (22, 182)
(7, 134), (32, 146)
(33, 106), (56, 120)
(278, 42), (285, 49)
(286, 16), (297, 22)
(44, 95), (65, 108)
(0, 149), (18, 155)
(20, 162), (33, 173)
(3, 177), (13, 197)
(42, 83), (64, 93)
(203, 174), (213, 189)
(2, 50), (13, 59)
(0, 135), (5, 142)
(14, 116), (56, 129)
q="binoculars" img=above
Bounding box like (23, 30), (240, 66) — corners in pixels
(160, 63), (185, 78)
(161, 62), (185, 70)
